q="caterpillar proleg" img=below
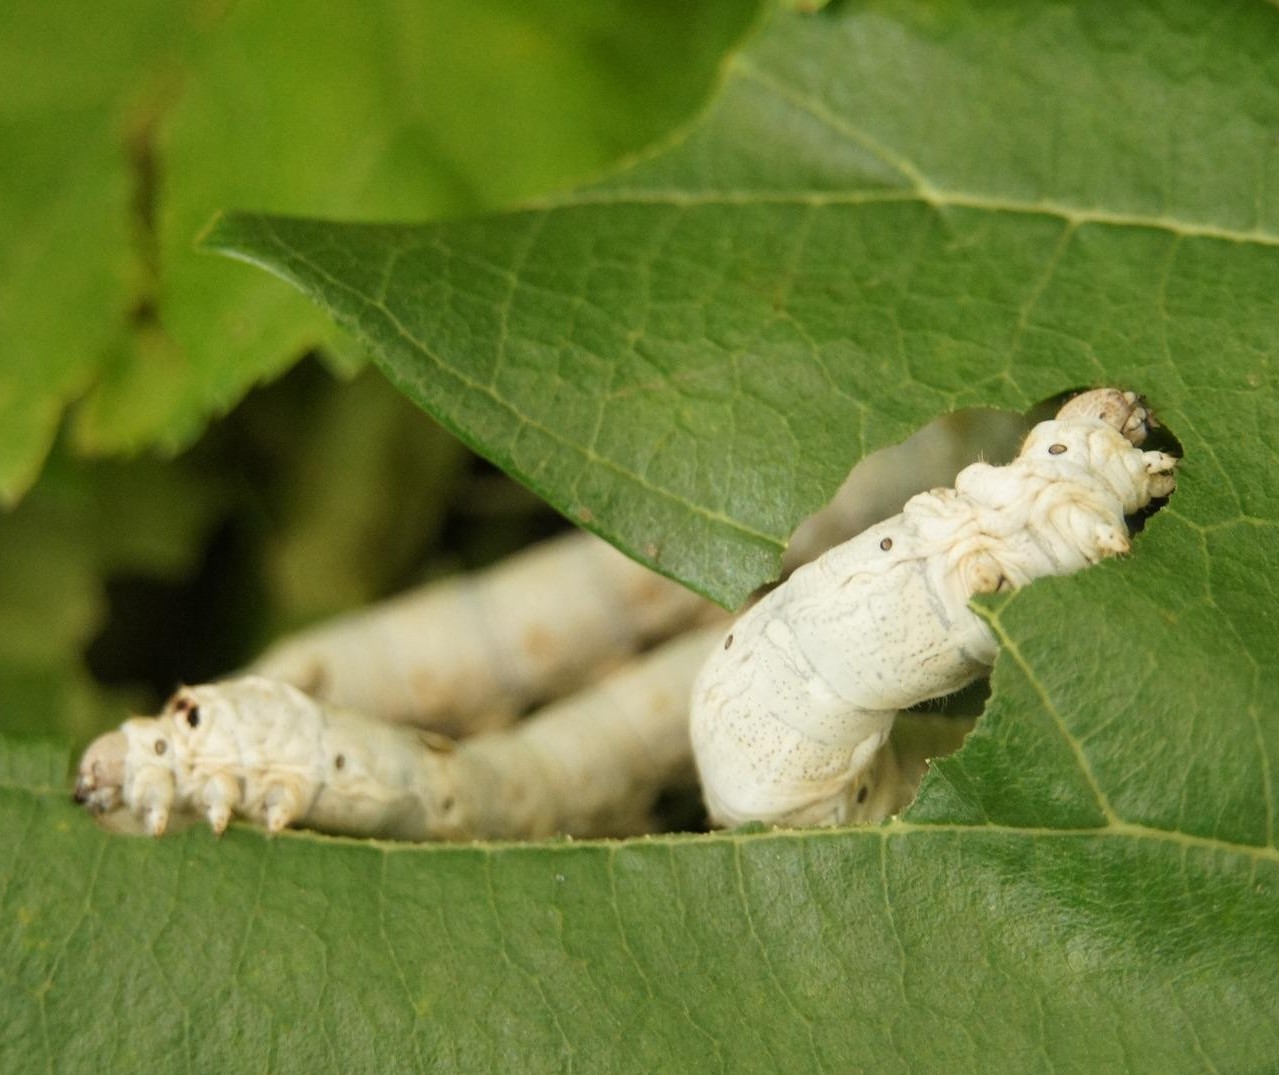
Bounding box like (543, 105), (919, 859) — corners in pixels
(689, 388), (1177, 829)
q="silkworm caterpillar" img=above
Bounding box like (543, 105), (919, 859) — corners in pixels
(251, 528), (714, 736)
(689, 389), (1178, 829)
(75, 625), (723, 841)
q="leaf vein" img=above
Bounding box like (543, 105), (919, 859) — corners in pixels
(252, 218), (785, 554)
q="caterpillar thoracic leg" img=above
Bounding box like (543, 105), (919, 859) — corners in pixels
(75, 625), (724, 841)
(689, 388), (1178, 830)
(249, 528), (714, 737)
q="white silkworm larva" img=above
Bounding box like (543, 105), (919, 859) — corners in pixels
(74, 625), (724, 841)
(250, 528), (714, 736)
(689, 388), (1178, 830)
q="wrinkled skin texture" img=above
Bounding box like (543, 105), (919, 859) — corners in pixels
(75, 678), (465, 839)
(690, 390), (1177, 829)
(250, 528), (710, 736)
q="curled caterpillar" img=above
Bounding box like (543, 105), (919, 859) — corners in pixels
(689, 388), (1178, 829)
(74, 626), (722, 841)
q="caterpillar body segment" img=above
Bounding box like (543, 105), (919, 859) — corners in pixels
(250, 528), (713, 737)
(75, 625), (724, 841)
(691, 514), (999, 829)
(690, 389), (1178, 830)
(444, 624), (721, 839)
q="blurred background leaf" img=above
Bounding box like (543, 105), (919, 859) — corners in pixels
(0, 0), (764, 494)
(0, 0), (764, 741)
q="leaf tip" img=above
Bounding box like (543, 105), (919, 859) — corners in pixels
(193, 211), (293, 285)
(194, 209), (242, 257)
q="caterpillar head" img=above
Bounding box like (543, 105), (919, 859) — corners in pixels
(73, 729), (128, 813)
(75, 715), (182, 836)
(1056, 388), (1154, 446)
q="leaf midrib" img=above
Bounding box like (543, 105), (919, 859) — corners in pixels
(520, 187), (1279, 250)
(526, 51), (1279, 250)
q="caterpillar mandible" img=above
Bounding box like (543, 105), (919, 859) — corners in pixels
(689, 388), (1178, 830)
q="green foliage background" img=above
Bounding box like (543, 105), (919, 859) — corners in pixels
(4, 1), (1279, 1072)
(0, 0), (756, 747)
